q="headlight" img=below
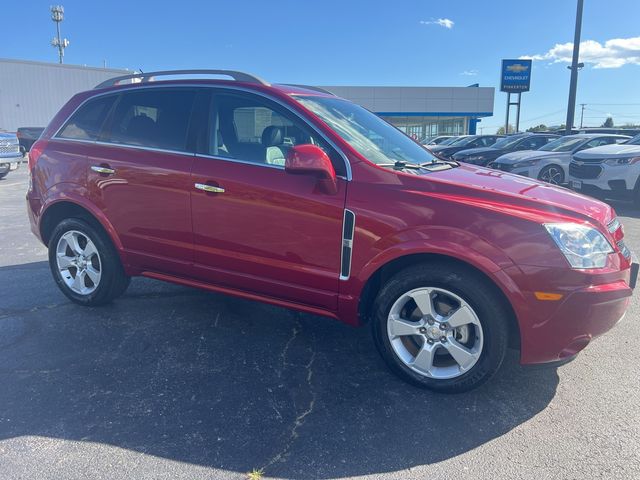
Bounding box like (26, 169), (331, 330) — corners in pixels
(544, 223), (613, 269)
(603, 156), (640, 166)
(513, 158), (541, 168)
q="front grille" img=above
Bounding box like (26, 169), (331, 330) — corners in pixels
(569, 162), (602, 179)
(0, 143), (20, 155)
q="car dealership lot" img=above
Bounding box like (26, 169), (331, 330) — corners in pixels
(1, 167), (639, 479)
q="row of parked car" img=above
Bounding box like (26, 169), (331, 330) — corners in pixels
(0, 127), (46, 180)
(423, 132), (640, 204)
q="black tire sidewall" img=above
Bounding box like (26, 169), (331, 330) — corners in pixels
(372, 263), (509, 393)
(48, 218), (126, 306)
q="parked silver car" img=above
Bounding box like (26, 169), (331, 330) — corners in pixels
(489, 134), (630, 185)
(0, 132), (22, 179)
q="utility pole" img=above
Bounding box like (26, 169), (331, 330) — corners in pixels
(579, 103), (586, 128)
(565, 0), (584, 134)
(51, 6), (70, 64)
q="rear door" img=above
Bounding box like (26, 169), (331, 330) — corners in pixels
(86, 87), (199, 276)
(189, 89), (348, 310)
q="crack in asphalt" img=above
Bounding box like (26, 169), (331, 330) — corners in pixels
(261, 319), (317, 474)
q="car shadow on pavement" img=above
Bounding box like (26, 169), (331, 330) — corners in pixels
(0, 261), (559, 479)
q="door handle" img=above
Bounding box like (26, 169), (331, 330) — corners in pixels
(91, 165), (116, 175)
(195, 183), (225, 193)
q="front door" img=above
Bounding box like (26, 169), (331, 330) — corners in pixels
(190, 90), (348, 311)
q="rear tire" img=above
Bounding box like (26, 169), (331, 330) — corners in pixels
(48, 218), (130, 306)
(371, 262), (509, 393)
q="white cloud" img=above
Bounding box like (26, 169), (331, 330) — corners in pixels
(420, 18), (454, 29)
(460, 69), (478, 76)
(523, 36), (640, 69)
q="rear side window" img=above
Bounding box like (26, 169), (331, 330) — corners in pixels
(58, 95), (116, 140)
(104, 89), (196, 152)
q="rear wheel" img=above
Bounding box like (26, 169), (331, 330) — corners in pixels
(538, 164), (564, 185)
(48, 218), (130, 306)
(371, 262), (509, 393)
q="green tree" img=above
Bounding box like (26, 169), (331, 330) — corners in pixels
(602, 116), (614, 128)
(526, 124), (548, 132)
(497, 124), (515, 135)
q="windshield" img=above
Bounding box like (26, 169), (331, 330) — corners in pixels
(628, 134), (640, 145)
(539, 136), (585, 152)
(439, 137), (459, 145)
(491, 135), (526, 149)
(451, 136), (480, 147)
(295, 96), (438, 165)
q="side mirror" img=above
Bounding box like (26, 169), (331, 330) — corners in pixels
(285, 144), (338, 194)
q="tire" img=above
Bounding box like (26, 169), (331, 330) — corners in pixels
(0, 172), (7, 179)
(371, 262), (509, 393)
(538, 164), (565, 185)
(48, 218), (130, 306)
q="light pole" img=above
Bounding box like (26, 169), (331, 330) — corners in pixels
(51, 5), (70, 64)
(565, 0), (584, 134)
(579, 103), (586, 128)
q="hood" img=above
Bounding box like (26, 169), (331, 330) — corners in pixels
(493, 150), (567, 164)
(408, 163), (613, 227)
(574, 143), (640, 159)
(0, 132), (18, 143)
(453, 147), (496, 157)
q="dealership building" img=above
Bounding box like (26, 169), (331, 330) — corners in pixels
(0, 58), (495, 137)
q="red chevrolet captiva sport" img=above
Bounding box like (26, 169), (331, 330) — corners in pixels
(27, 70), (637, 392)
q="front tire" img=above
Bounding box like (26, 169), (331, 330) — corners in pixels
(538, 164), (565, 185)
(48, 218), (130, 306)
(371, 262), (509, 393)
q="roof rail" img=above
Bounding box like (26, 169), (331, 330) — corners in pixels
(282, 84), (336, 96)
(95, 69), (269, 89)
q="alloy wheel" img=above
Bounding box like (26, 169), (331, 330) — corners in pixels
(56, 230), (102, 295)
(386, 287), (484, 379)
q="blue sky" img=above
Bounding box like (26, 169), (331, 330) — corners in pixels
(4, 0), (640, 131)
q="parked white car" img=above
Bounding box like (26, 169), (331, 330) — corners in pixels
(569, 134), (640, 203)
(489, 134), (629, 185)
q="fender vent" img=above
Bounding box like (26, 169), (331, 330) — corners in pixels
(340, 209), (355, 280)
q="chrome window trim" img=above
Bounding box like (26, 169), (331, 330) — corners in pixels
(339, 209), (356, 281)
(50, 136), (195, 158)
(195, 153), (285, 171)
(52, 83), (352, 181)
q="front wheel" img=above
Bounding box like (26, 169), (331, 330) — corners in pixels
(538, 164), (565, 185)
(48, 218), (130, 306)
(371, 263), (509, 393)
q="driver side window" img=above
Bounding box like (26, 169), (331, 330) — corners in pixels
(206, 92), (346, 176)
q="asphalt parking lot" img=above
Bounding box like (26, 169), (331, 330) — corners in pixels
(1, 166), (639, 480)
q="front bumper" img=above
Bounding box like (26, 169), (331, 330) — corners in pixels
(569, 165), (637, 200)
(0, 155), (22, 174)
(504, 257), (636, 365)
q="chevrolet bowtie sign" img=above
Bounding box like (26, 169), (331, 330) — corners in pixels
(500, 59), (532, 92)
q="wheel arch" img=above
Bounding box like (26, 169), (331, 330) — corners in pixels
(356, 252), (521, 350)
(40, 199), (124, 254)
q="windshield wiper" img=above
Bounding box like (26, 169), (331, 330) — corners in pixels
(422, 158), (459, 167)
(378, 161), (423, 170)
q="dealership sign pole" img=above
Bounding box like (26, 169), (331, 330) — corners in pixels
(500, 59), (532, 133)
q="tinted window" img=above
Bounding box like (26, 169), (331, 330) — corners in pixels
(58, 95), (116, 140)
(519, 136), (554, 150)
(209, 92), (346, 176)
(105, 89), (196, 151)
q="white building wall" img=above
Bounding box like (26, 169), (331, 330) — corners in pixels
(321, 86), (494, 116)
(0, 59), (129, 131)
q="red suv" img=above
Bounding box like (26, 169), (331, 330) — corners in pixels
(27, 70), (637, 392)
